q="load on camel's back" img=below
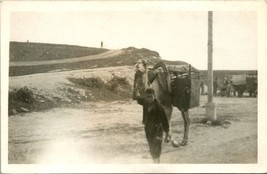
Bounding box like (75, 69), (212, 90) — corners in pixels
(133, 59), (200, 147)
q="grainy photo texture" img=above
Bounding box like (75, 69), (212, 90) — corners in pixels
(1, 1), (267, 173)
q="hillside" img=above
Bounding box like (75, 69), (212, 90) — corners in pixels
(10, 41), (109, 62)
(8, 66), (135, 115)
(9, 42), (188, 76)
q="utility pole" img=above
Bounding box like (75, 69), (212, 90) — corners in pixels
(206, 11), (217, 121)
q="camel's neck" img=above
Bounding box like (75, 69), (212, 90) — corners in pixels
(135, 69), (149, 98)
(134, 69), (171, 102)
(152, 72), (173, 106)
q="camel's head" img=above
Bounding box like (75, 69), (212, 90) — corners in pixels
(135, 59), (147, 74)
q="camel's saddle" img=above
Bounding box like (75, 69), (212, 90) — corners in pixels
(134, 61), (200, 110)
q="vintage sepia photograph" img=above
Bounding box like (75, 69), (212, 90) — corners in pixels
(1, 1), (267, 173)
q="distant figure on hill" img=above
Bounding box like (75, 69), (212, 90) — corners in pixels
(101, 41), (103, 48)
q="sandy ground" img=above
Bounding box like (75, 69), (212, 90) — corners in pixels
(8, 95), (257, 164)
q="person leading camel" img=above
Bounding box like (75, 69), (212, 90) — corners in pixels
(137, 88), (170, 163)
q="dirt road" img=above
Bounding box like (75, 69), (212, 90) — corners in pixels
(9, 49), (124, 67)
(8, 95), (257, 164)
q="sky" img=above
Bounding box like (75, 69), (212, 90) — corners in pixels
(10, 11), (257, 70)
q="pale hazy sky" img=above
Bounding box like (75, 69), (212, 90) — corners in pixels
(10, 11), (257, 70)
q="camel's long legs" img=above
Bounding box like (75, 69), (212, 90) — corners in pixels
(163, 106), (173, 142)
(181, 110), (190, 146)
(162, 106), (181, 147)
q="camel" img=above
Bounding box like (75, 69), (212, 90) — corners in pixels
(133, 59), (198, 147)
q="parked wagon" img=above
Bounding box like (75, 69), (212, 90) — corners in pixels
(231, 74), (257, 97)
